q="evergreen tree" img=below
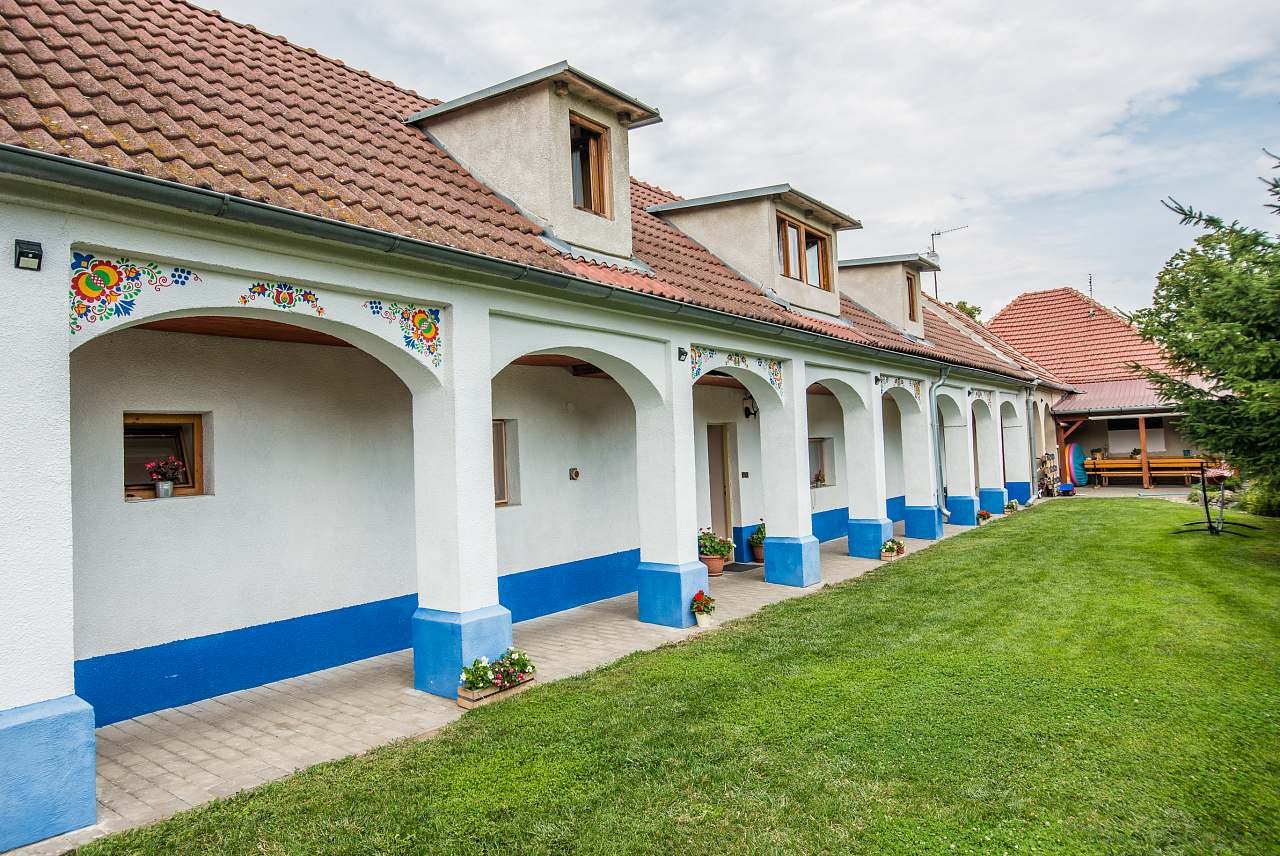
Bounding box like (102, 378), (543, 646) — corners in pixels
(1129, 152), (1280, 483)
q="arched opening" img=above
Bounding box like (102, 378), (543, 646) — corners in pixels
(883, 385), (942, 540)
(1001, 400), (1032, 505)
(490, 349), (647, 623)
(971, 397), (1005, 514)
(936, 391), (978, 525)
(70, 312), (436, 726)
(1031, 402), (1045, 458)
(805, 382), (851, 544)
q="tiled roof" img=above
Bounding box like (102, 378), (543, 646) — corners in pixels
(930, 299), (1068, 387)
(1, 0), (1041, 383)
(1052, 379), (1173, 414)
(987, 287), (1168, 383)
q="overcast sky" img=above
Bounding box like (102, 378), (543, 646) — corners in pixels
(204, 1), (1278, 318)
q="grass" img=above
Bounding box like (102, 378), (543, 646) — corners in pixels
(83, 500), (1280, 855)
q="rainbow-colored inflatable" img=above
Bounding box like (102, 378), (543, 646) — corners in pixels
(1064, 442), (1088, 486)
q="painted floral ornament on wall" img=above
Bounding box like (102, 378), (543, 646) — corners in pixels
(363, 300), (444, 367)
(69, 253), (200, 333)
(238, 281), (326, 316)
(689, 343), (783, 392)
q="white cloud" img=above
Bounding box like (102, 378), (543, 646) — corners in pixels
(202, 0), (1279, 313)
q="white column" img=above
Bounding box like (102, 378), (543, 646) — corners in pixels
(0, 218), (96, 850)
(410, 301), (510, 697)
(760, 359), (820, 586)
(635, 344), (705, 627)
(844, 376), (893, 558)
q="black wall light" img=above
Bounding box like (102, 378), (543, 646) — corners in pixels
(14, 240), (42, 271)
(677, 347), (688, 362)
(743, 395), (759, 420)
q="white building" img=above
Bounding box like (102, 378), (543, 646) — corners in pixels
(0, 2), (1067, 849)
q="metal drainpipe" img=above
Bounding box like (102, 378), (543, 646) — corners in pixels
(1024, 381), (1039, 504)
(928, 366), (952, 520)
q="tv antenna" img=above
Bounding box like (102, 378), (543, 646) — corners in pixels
(926, 225), (968, 299)
(1087, 274), (1095, 318)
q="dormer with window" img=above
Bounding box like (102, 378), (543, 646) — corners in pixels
(647, 185), (860, 316)
(836, 254), (940, 338)
(407, 61), (660, 261)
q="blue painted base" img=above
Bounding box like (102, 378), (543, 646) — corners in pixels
(0, 695), (96, 852)
(811, 507), (849, 543)
(946, 495), (979, 526)
(1005, 481), (1032, 505)
(848, 517), (893, 559)
(637, 561), (709, 628)
(732, 523), (760, 564)
(979, 487), (1009, 515)
(76, 593), (417, 726)
(886, 495), (906, 522)
(904, 505), (945, 540)
(763, 536), (821, 587)
(412, 604), (513, 699)
(499, 548), (639, 622)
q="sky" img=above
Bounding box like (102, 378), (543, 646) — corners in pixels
(202, 1), (1279, 318)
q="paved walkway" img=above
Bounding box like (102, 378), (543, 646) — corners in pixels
(14, 521), (970, 855)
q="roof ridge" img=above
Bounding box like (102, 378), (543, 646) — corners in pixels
(188, 0), (436, 102)
(630, 176), (683, 201)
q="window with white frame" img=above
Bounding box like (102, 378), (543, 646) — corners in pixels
(809, 437), (835, 488)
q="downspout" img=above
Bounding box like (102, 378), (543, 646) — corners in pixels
(1024, 381), (1039, 504)
(928, 366), (951, 521)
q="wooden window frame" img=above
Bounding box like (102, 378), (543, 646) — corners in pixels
(123, 412), (204, 500)
(906, 271), (920, 322)
(493, 419), (510, 506)
(776, 213), (831, 291)
(569, 113), (611, 218)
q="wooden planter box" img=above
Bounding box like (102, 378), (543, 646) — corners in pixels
(880, 550), (903, 561)
(456, 677), (535, 710)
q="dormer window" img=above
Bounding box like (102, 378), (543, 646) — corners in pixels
(907, 271), (920, 322)
(776, 213), (830, 290)
(570, 114), (610, 217)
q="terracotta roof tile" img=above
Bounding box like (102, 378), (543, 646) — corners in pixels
(2, 0), (1040, 382)
(987, 287), (1168, 383)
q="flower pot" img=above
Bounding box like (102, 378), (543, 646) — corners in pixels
(700, 554), (726, 577)
(154, 480), (174, 498)
(750, 544), (765, 564)
(694, 612), (712, 628)
(456, 676), (535, 710)
(880, 550), (901, 561)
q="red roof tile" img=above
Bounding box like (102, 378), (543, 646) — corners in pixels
(1, 0), (1042, 382)
(1052, 379), (1173, 414)
(987, 287), (1168, 383)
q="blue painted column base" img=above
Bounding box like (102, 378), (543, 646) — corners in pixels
(848, 517), (893, 559)
(904, 505), (945, 540)
(0, 695), (96, 852)
(979, 487), (1009, 514)
(411, 604), (512, 699)
(945, 495), (979, 526)
(763, 535), (821, 587)
(1005, 481), (1032, 505)
(638, 561), (709, 628)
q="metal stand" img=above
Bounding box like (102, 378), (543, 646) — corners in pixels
(1174, 462), (1261, 536)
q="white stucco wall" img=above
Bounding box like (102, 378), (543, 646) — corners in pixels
(839, 262), (923, 337)
(693, 385), (764, 531)
(883, 394), (906, 498)
(806, 393), (848, 513)
(71, 330), (416, 658)
(492, 365), (639, 572)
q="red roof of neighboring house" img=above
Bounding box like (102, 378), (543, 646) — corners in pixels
(987, 287), (1168, 383)
(0, 0), (1046, 383)
(1052, 379), (1170, 414)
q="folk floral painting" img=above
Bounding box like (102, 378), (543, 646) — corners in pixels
(363, 300), (444, 367)
(69, 253), (199, 333)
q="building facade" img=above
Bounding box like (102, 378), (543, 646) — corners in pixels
(0, 0), (1066, 848)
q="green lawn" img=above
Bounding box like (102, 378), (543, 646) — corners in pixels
(84, 500), (1280, 855)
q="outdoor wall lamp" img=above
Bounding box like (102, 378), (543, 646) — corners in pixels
(872, 375), (882, 385)
(14, 240), (42, 271)
(743, 395), (759, 420)
(677, 347), (688, 361)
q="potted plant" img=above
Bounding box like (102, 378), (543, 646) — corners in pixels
(1004, 500), (1019, 513)
(747, 522), (766, 564)
(698, 529), (733, 577)
(690, 589), (716, 628)
(1130, 448), (1142, 459)
(144, 455), (187, 498)
(457, 647), (536, 709)
(976, 509), (993, 524)
(1090, 448), (1102, 460)
(880, 538), (905, 560)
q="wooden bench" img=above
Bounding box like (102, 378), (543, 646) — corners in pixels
(1083, 457), (1211, 486)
